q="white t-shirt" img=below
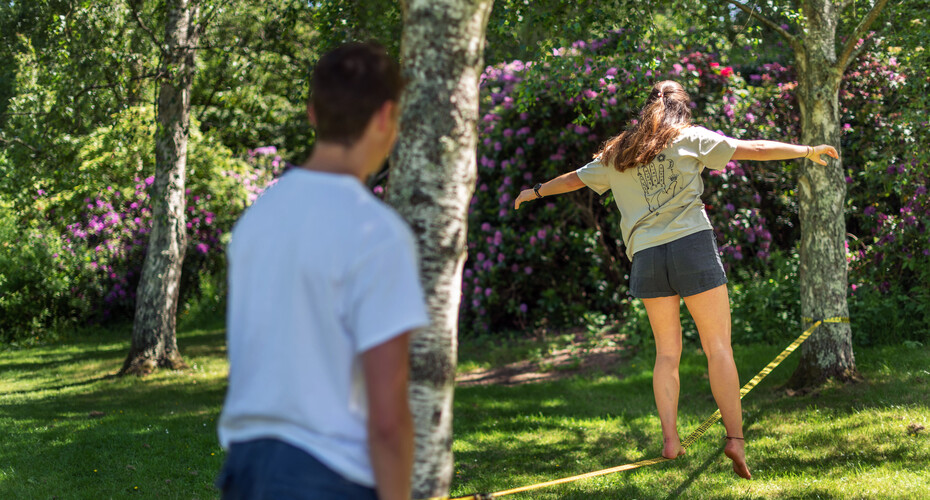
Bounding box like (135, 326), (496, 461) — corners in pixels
(218, 168), (429, 487)
(576, 126), (737, 260)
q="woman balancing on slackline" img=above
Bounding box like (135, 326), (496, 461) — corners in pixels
(514, 80), (838, 479)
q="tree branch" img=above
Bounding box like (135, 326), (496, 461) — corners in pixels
(197, 1), (222, 36)
(127, 0), (166, 55)
(844, 38), (871, 72)
(72, 71), (164, 102)
(837, 0), (891, 71)
(723, 0), (804, 55)
(0, 136), (40, 154)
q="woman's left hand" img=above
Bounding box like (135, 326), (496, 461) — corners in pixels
(806, 144), (840, 165)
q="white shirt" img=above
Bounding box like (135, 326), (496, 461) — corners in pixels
(218, 168), (429, 487)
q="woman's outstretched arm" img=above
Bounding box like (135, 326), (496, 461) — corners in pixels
(731, 141), (839, 165)
(514, 171), (585, 210)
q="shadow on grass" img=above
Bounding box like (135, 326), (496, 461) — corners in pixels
(0, 348), (125, 377)
(664, 412), (760, 499)
(450, 344), (930, 499)
(181, 330), (227, 358)
(1, 373), (119, 396)
(1, 329), (226, 393)
(0, 339), (229, 498)
(0, 384), (228, 498)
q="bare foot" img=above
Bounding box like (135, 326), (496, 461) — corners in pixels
(724, 437), (752, 479)
(662, 435), (685, 459)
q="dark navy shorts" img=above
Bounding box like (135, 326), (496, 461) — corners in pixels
(216, 438), (377, 500)
(629, 230), (728, 299)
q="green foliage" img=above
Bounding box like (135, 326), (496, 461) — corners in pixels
(484, 1), (656, 66)
(460, 30), (659, 334)
(0, 207), (78, 341)
(849, 285), (930, 347)
(0, 34), (73, 207)
(613, 297), (655, 348)
(311, 0), (402, 58)
(0, 106), (262, 342)
(0, 1), (315, 203)
(728, 251), (801, 345)
(461, 31), (789, 336)
(178, 267), (229, 331)
(0, 2), (159, 206)
(2, 0), (928, 348)
(840, 39), (930, 345)
(0, 0), (316, 341)
(193, 0), (317, 161)
(462, 23), (929, 347)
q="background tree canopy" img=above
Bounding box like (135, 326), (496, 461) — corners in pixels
(1, 0), (927, 347)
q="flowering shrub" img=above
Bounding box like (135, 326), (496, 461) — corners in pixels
(699, 60), (797, 263)
(460, 32), (782, 335)
(460, 31), (930, 343)
(3, 37), (926, 346)
(0, 106), (278, 341)
(847, 157), (930, 343)
(840, 44), (930, 344)
(460, 31), (653, 334)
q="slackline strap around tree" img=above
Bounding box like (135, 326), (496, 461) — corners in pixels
(427, 316), (850, 500)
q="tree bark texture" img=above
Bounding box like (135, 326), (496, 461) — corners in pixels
(121, 0), (200, 376)
(788, 0), (857, 388)
(387, 0), (493, 497)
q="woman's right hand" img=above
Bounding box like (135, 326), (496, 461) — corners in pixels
(805, 144), (839, 165)
(514, 189), (536, 210)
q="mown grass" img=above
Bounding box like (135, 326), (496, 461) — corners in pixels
(451, 340), (930, 499)
(0, 322), (229, 499)
(1, 322), (928, 499)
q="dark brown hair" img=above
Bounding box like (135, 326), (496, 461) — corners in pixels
(596, 81), (692, 172)
(309, 42), (403, 146)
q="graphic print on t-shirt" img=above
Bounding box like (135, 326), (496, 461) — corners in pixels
(636, 154), (680, 212)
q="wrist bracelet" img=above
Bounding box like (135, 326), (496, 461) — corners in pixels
(533, 183), (543, 199)
(806, 146), (813, 158)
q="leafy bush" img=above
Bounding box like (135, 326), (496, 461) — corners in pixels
(461, 31), (930, 345)
(842, 42), (930, 345)
(728, 250), (800, 345)
(0, 206), (78, 341)
(0, 106), (279, 341)
(460, 31), (653, 334)
(461, 32), (791, 336)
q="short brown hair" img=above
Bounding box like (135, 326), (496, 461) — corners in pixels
(309, 42), (403, 146)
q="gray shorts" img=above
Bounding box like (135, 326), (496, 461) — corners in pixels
(629, 230), (728, 299)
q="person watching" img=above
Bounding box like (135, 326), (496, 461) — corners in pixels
(217, 42), (428, 500)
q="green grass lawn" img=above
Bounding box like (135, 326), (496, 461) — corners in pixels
(0, 323), (229, 499)
(1, 323), (928, 499)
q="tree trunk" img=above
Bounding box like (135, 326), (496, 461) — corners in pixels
(788, 0), (857, 389)
(386, 0), (493, 497)
(121, 0), (200, 376)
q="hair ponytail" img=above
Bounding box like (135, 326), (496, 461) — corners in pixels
(596, 81), (692, 172)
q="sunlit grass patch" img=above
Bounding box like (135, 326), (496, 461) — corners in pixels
(0, 325), (229, 499)
(451, 343), (930, 499)
(1, 325), (928, 499)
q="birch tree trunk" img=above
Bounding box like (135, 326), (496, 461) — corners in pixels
(726, 0), (889, 389)
(121, 0), (201, 376)
(386, 0), (493, 497)
(788, 0), (856, 388)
